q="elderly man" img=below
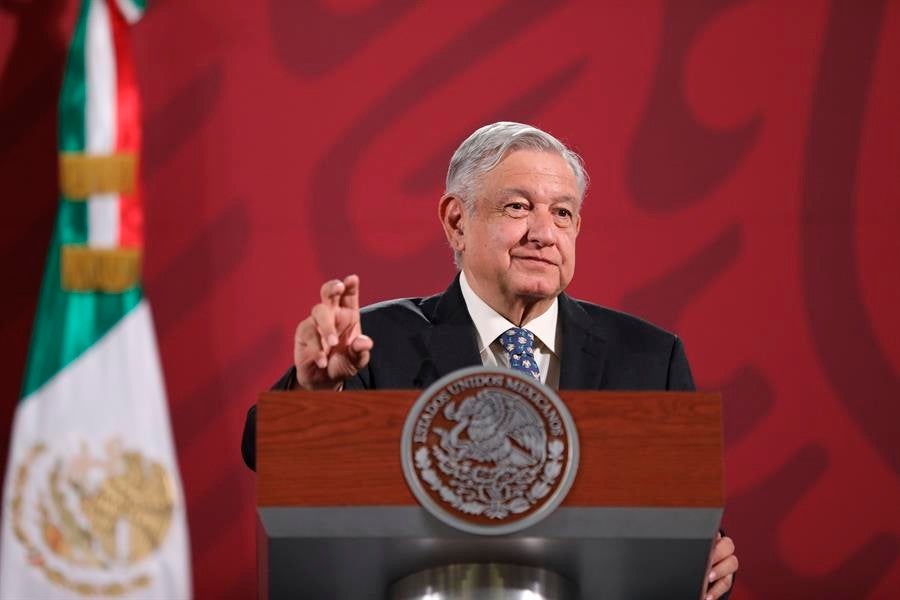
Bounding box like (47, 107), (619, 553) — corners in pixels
(242, 122), (737, 599)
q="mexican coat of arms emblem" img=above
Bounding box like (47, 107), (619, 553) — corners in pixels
(8, 437), (175, 596)
(401, 366), (579, 535)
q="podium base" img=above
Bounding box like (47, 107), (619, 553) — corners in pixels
(258, 505), (719, 599)
(388, 564), (574, 600)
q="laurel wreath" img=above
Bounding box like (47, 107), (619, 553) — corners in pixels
(10, 443), (152, 597)
(415, 439), (565, 519)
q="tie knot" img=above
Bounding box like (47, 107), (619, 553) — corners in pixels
(500, 327), (536, 353)
(499, 328), (540, 380)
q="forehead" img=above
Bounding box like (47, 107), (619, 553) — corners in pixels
(482, 150), (581, 200)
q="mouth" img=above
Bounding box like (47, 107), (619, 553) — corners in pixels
(512, 255), (558, 267)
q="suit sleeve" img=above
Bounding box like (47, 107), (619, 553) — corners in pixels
(666, 336), (696, 391)
(241, 404), (257, 471)
(240, 367), (296, 471)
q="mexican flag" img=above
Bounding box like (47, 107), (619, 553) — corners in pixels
(0, 1), (191, 597)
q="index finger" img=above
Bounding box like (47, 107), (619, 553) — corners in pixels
(340, 274), (360, 311)
(320, 279), (345, 306)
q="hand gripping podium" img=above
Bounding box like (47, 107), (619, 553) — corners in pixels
(256, 389), (724, 599)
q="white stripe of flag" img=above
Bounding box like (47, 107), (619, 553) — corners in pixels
(85, 0), (120, 248)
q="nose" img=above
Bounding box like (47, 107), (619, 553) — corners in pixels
(526, 207), (557, 247)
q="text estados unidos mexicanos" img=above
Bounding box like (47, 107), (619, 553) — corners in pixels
(413, 375), (563, 443)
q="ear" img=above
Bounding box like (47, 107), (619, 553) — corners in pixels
(439, 194), (466, 253)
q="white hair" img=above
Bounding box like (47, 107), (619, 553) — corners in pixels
(444, 121), (588, 212)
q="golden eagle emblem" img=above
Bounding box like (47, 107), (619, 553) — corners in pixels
(10, 439), (175, 596)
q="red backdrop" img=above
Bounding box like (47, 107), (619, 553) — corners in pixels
(2, 0), (899, 597)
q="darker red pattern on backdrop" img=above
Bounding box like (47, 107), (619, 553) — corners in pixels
(1, 1), (898, 598)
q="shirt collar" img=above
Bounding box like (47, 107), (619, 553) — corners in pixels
(459, 271), (558, 355)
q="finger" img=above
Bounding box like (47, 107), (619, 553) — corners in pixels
(709, 555), (739, 581)
(350, 349), (370, 371)
(705, 574), (733, 600)
(340, 274), (360, 311)
(337, 308), (368, 343)
(311, 304), (339, 349)
(320, 279), (345, 306)
(710, 536), (735, 564)
(350, 334), (373, 351)
(296, 319), (327, 369)
(348, 335), (374, 368)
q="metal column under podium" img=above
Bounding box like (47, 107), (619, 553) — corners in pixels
(388, 564), (575, 600)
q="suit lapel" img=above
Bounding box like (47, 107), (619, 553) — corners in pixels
(412, 279), (608, 390)
(414, 275), (482, 387)
(558, 293), (607, 390)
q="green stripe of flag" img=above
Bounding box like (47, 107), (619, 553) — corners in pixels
(58, 0), (90, 154)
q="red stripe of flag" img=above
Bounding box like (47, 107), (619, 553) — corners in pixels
(110, 1), (143, 249)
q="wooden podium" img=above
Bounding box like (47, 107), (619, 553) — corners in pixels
(256, 390), (724, 599)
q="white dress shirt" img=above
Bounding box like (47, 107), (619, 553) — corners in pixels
(459, 271), (561, 389)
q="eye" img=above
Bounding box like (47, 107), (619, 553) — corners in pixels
(504, 202), (530, 215)
(554, 207), (575, 221)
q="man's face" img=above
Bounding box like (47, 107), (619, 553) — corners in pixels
(458, 149), (582, 308)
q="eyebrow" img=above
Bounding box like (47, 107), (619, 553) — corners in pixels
(498, 188), (578, 204)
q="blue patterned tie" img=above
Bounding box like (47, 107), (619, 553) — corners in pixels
(499, 327), (541, 381)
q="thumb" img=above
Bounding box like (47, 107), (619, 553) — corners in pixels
(347, 335), (373, 369)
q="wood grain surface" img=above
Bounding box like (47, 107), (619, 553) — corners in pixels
(257, 390), (723, 508)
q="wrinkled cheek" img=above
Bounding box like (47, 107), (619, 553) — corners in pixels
(561, 249), (576, 285)
(487, 234), (515, 267)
